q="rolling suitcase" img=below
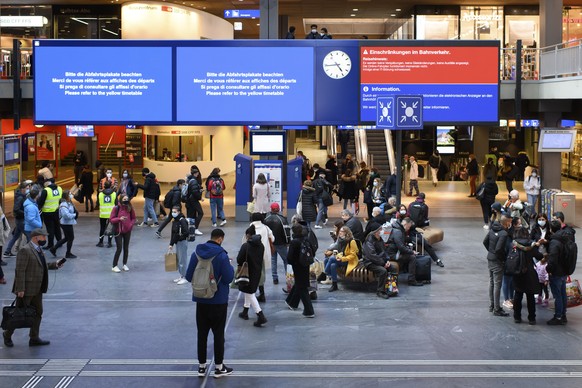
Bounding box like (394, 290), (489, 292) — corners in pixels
(415, 254), (432, 282)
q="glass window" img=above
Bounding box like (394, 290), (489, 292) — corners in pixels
(55, 16), (120, 39)
(563, 7), (582, 43)
(145, 135), (212, 162)
(416, 15), (459, 40)
(460, 6), (503, 41)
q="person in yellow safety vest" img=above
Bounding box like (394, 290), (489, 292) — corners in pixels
(96, 181), (117, 248)
(36, 178), (63, 249)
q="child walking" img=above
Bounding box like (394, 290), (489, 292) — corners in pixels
(535, 259), (550, 307)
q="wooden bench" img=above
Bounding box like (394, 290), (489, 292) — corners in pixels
(337, 261), (400, 283)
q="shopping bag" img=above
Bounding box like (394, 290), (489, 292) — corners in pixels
(70, 184), (80, 196)
(164, 251), (178, 272)
(246, 201), (255, 214)
(1, 299), (37, 330)
(2, 215), (11, 241)
(566, 277), (582, 308)
(286, 264), (295, 292)
(234, 261), (250, 285)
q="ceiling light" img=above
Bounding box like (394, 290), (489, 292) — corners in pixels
(256, 23), (260, 26)
(396, 8), (401, 11)
(353, 8), (358, 11)
(350, 14), (356, 17)
(390, 14), (396, 17)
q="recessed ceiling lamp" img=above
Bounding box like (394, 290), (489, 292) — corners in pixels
(353, 8), (358, 11)
(350, 14), (356, 17)
(396, 8), (401, 11)
(390, 14), (396, 17)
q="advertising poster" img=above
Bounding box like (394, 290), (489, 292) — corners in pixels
(4, 165), (20, 189)
(253, 160), (283, 211)
(36, 132), (55, 160)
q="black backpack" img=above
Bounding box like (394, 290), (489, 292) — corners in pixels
(562, 234), (578, 275)
(505, 243), (529, 275)
(163, 189), (173, 209)
(417, 165), (425, 178)
(299, 239), (314, 267)
(408, 203), (427, 227)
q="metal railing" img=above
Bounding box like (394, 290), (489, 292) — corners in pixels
(539, 40), (582, 79)
(0, 47), (33, 79)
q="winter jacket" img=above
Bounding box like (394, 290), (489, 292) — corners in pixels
(429, 154), (441, 169)
(263, 212), (289, 246)
(236, 235), (264, 294)
(137, 172), (158, 200)
(186, 240), (234, 304)
(523, 175), (541, 196)
(383, 174), (397, 200)
(386, 221), (415, 259)
(364, 214), (386, 238)
(409, 161), (419, 180)
(408, 198), (429, 228)
(13, 190), (26, 220)
(184, 175), (203, 204)
(312, 177), (332, 200)
(118, 178), (136, 199)
(362, 232), (389, 268)
(58, 201), (77, 226)
(245, 221), (274, 265)
(287, 237), (310, 288)
(165, 185), (182, 209)
(467, 159), (479, 176)
(483, 221), (509, 262)
(169, 214), (189, 246)
(338, 239), (359, 276)
(512, 237), (543, 294)
(299, 186), (317, 223)
(340, 173), (358, 200)
(546, 229), (570, 277)
(480, 177), (499, 203)
(109, 204), (136, 234)
(79, 170), (94, 195)
(344, 216), (364, 242)
(24, 198), (42, 232)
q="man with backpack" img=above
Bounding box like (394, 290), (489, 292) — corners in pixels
(185, 229), (234, 378)
(206, 168), (226, 227)
(155, 179), (185, 238)
(184, 166), (204, 235)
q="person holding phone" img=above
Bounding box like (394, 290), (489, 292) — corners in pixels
(3, 227), (65, 347)
(108, 195), (136, 273)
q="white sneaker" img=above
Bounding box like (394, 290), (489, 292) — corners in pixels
(483, 224), (489, 230)
(212, 223), (217, 227)
(137, 222), (146, 227)
(122, 265), (130, 272)
(173, 277), (182, 283)
(220, 220), (227, 226)
(323, 219), (328, 225)
(314, 225), (322, 229)
(321, 278), (332, 285)
(112, 266), (121, 273)
(195, 230), (203, 236)
(177, 278), (188, 285)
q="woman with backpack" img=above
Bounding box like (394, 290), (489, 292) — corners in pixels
(50, 190), (78, 259)
(109, 195), (136, 273)
(206, 168), (226, 227)
(237, 225), (267, 327)
(168, 205), (190, 285)
(285, 224), (315, 318)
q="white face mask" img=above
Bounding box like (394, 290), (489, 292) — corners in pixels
(172, 212), (179, 218)
(399, 210), (407, 215)
(538, 220), (546, 227)
(311, 29), (317, 33)
(373, 182), (378, 187)
(123, 173), (128, 178)
(106, 173), (112, 178)
(532, 173), (537, 177)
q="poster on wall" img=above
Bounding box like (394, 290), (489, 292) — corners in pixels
(253, 160), (283, 211)
(4, 165), (20, 189)
(36, 132), (56, 160)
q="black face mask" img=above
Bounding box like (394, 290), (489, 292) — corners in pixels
(37, 239), (47, 246)
(122, 200), (129, 205)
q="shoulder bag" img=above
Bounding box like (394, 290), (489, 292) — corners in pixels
(234, 253), (250, 286)
(295, 192), (303, 217)
(276, 215), (292, 244)
(1, 298), (37, 330)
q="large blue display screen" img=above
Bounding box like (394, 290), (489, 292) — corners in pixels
(176, 47), (314, 123)
(34, 44), (173, 124)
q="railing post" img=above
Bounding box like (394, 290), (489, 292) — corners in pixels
(554, 45), (558, 78)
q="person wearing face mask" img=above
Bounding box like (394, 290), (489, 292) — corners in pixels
(96, 181), (116, 248)
(4, 181), (31, 258)
(168, 205), (190, 285)
(523, 168), (541, 215)
(320, 27), (332, 39)
(395, 204), (409, 222)
(305, 24), (322, 39)
(50, 190), (78, 259)
(184, 166), (205, 235)
(117, 169), (136, 201)
(36, 178), (63, 250)
(3, 227), (65, 348)
(99, 168), (118, 193)
(79, 165), (95, 212)
(109, 195), (136, 273)
(530, 214), (551, 256)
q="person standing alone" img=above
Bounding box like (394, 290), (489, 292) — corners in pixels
(206, 168), (226, 227)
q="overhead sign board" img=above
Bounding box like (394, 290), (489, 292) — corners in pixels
(0, 15), (47, 27)
(224, 9), (260, 19)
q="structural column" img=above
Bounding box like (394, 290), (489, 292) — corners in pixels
(260, 0), (278, 40)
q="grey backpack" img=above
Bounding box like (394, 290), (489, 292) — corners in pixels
(192, 254), (218, 299)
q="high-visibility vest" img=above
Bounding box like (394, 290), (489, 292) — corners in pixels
(99, 191), (117, 218)
(41, 186), (62, 213)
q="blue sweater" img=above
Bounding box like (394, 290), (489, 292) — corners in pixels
(24, 198), (42, 232)
(185, 241), (234, 304)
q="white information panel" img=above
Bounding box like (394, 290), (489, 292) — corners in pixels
(253, 160), (283, 211)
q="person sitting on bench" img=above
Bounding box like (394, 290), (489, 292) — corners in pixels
(321, 226), (359, 292)
(386, 217), (424, 287)
(362, 226), (398, 299)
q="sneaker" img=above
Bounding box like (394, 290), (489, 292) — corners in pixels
(561, 314), (568, 324)
(173, 277), (182, 283)
(177, 278), (188, 285)
(212, 223), (217, 227)
(155, 231), (162, 238)
(314, 225), (322, 229)
(137, 222), (147, 227)
(547, 317), (565, 325)
(151, 223), (160, 228)
(514, 318), (522, 323)
(112, 266), (121, 273)
(528, 320), (537, 325)
(122, 265), (130, 272)
(321, 278), (332, 285)
(483, 224), (489, 230)
(0, 259), (7, 266)
(493, 309), (509, 317)
(302, 313), (315, 318)
(273, 278), (279, 285)
(96, 242), (104, 247)
(323, 219), (328, 225)
(198, 365), (206, 377)
(502, 300), (513, 309)
(214, 365), (233, 378)
(3, 251), (15, 257)
(489, 305), (494, 312)
(65, 253), (77, 259)
(195, 230), (203, 236)
(220, 220), (227, 226)
(436, 260), (445, 268)
(285, 301), (296, 310)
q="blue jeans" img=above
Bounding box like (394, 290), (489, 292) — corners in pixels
(502, 274), (514, 302)
(176, 240), (188, 277)
(527, 194), (538, 213)
(209, 197), (225, 225)
(549, 275), (567, 318)
(5, 219), (25, 253)
(144, 198), (158, 224)
(315, 198), (327, 226)
(271, 244), (288, 281)
(324, 256), (347, 282)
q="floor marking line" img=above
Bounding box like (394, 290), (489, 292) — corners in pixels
(21, 375), (43, 388)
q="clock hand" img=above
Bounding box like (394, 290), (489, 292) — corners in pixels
(335, 63), (343, 72)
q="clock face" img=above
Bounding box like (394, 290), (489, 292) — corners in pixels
(323, 50), (352, 79)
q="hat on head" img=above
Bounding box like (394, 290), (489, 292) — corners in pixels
(270, 203), (280, 212)
(31, 227), (48, 238)
(491, 202), (502, 212)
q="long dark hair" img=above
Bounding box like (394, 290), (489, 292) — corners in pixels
(190, 165), (202, 184)
(256, 173), (267, 184)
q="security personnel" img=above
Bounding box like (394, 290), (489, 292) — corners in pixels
(36, 178), (62, 249)
(96, 181), (117, 248)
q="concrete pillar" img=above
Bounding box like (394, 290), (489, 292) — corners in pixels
(260, 0), (278, 40)
(539, 0), (563, 47)
(473, 126), (490, 165)
(541, 111), (562, 190)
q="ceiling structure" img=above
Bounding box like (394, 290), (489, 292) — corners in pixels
(2, 0), (581, 39)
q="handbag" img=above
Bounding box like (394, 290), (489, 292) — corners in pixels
(566, 277), (582, 308)
(295, 192), (303, 217)
(2, 215), (11, 241)
(475, 183), (486, 201)
(234, 261), (250, 285)
(164, 250), (178, 272)
(246, 201), (255, 214)
(104, 221), (117, 237)
(1, 298), (37, 330)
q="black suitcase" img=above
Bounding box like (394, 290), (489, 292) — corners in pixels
(415, 254), (432, 282)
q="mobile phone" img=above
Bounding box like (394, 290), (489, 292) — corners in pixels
(57, 258), (67, 266)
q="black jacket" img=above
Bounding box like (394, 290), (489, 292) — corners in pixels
(184, 175), (202, 204)
(137, 172), (158, 200)
(13, 190), (26, 219)
(263, 212), (289, 246)
(383, 174), (397, 200)
(480, 177), (498, 203)
(74, 151), (87, 167)
(386, 221), (414, 259)
(313, 177), (332, 199)
(287, 237), (310, 288)
(483, 221), (509, 262)
(467, 159), (479, 176)
(166, 185), (182, 208)
(408, 199), (429, 227)
(299, 186), (317, 222)
(364, 214), (386, 238)
(429, 154), (440, 169)
(169, 214), (189, 246)
(344, 216), (364, 242)
(79, 171), (95, 195)
(513, 237), (543, 294)
(547, 229), (570, 277)
(236, 235), (264, 294)
(362, 233), (389, 267)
